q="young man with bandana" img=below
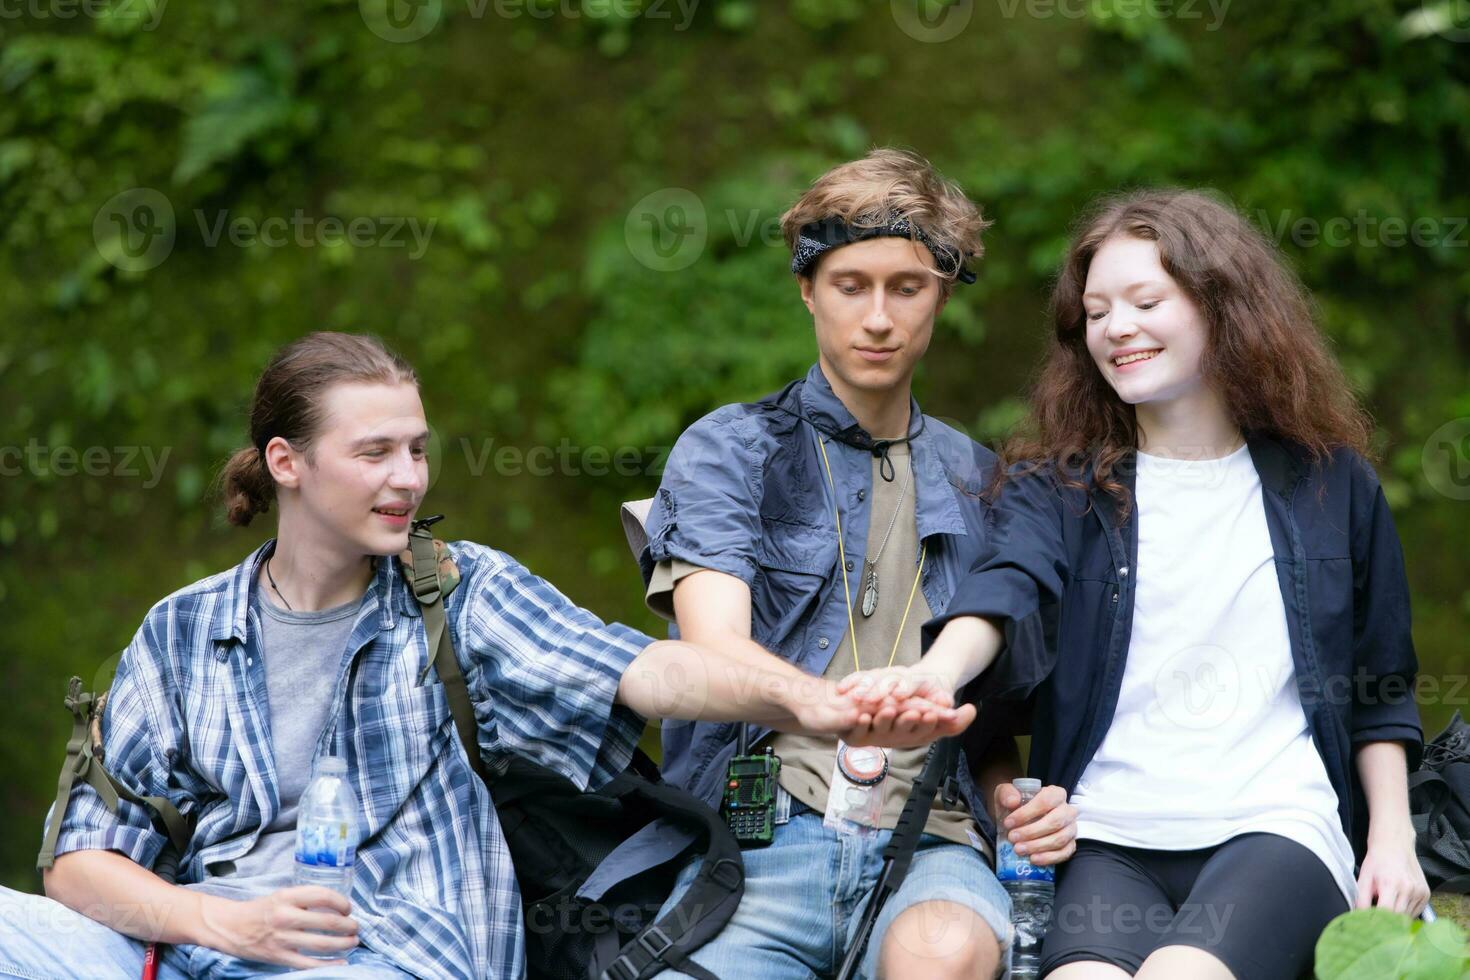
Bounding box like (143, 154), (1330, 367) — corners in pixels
(627, 149), (1079, 980)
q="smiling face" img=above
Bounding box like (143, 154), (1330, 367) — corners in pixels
(266, 381), (429, 557)
(800, 236), (946, 410)
(1082, 234), (1212, 408)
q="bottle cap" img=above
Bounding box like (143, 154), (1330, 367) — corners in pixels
(1012, 777), (1042, 798)
(315, 755), (347, 776)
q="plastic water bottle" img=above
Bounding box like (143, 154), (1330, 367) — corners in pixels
(293, 756), (359, 960)
(997, 777), (1055, 980)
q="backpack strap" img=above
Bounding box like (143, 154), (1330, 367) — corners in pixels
(37, 677), (98, 870)
(1410, 767), (1452, 833)
(401, 516), (491, 788)
(399, 516), (739, 980)
(594, 774), (744, 980)
(1431, 873), (1470, 894)
(835, 737), (958, 980)
(38, 677), (191, 875)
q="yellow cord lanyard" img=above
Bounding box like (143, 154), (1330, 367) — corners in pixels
(815, 434), (927, 673)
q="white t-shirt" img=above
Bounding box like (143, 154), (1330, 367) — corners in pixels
(1071, 443), (1357, 906)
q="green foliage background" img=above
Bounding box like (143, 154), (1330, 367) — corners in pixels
(2, 0), (1467, 890)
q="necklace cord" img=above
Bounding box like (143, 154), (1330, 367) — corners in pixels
(265, 556), (294, 612)
(816, 435), (928, 674)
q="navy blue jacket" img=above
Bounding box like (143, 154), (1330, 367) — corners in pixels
(926, 436), (1424, 863)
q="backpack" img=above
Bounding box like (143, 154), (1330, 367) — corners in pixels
(1409, 710), (1470, 893)
(38, 518), (742, 980)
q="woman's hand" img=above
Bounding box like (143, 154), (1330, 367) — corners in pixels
(199, 886), (359, 969)
(1355, 829), (1431, 917)
(1353, 742), (1430, 917)
(837, 664), (957, 712)
(783, 671), (974, 748)
(834, 665), (974, 747)
(994, 782), (1078, 867)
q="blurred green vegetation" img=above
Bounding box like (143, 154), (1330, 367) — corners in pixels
(2, 0), (1467, 890)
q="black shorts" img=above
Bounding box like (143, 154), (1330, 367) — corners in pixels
(1040, 833), (1349, 979)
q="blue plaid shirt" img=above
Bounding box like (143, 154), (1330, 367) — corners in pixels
(43, 539), (650, 980)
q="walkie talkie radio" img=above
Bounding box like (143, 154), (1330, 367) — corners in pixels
(722, 725), (781, 847)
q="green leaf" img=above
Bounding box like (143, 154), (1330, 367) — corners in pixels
(173, 61), (302, 184)
(1315, 909), (1468, 980)
(1317, 909), (1415, 979)
(1409, 919), (1470, 980)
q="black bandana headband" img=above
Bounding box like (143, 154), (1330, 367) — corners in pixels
(790, 213), (977, 285)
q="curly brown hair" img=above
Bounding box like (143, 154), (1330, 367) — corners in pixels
(780, 147), (990, 297)
(997, 188), (1373, 512)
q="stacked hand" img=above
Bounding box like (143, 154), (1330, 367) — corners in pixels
(836, 665), (1079, 862)
(815, 664), (976, 748)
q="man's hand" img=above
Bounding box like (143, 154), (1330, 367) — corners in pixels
(775, 672), (970, 746)
(838, 665), (957, 712)
(994, 783), (1078, 867)
(833, 664), (975, 748)
(840, 700), (977, 749)
(199, 886), (359, 969)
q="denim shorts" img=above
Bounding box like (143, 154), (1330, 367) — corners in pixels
(653, 803), (1012, 980)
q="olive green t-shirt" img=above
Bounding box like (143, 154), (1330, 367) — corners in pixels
(648, 443), (986, 856)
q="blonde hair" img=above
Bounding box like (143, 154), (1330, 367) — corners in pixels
(780, 147), (990, 296)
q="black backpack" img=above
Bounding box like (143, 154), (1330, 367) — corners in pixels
(40, 518), (742, 980)
(1410, 710), (1470, 893)
(492, 752), (739, 980)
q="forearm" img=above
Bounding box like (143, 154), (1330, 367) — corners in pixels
(1355, 740), (1415, 847)
(919, 615), (1006, 692)
(617, 638), (813, 728)
(44, 849), (230, 947)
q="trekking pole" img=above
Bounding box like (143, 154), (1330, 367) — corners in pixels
(834, 737), (958, 980)
(141, 942), (160, 980)
(141, 843), (184, 980)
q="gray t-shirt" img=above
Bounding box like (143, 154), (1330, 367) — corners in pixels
(183, 589), (361, 901)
